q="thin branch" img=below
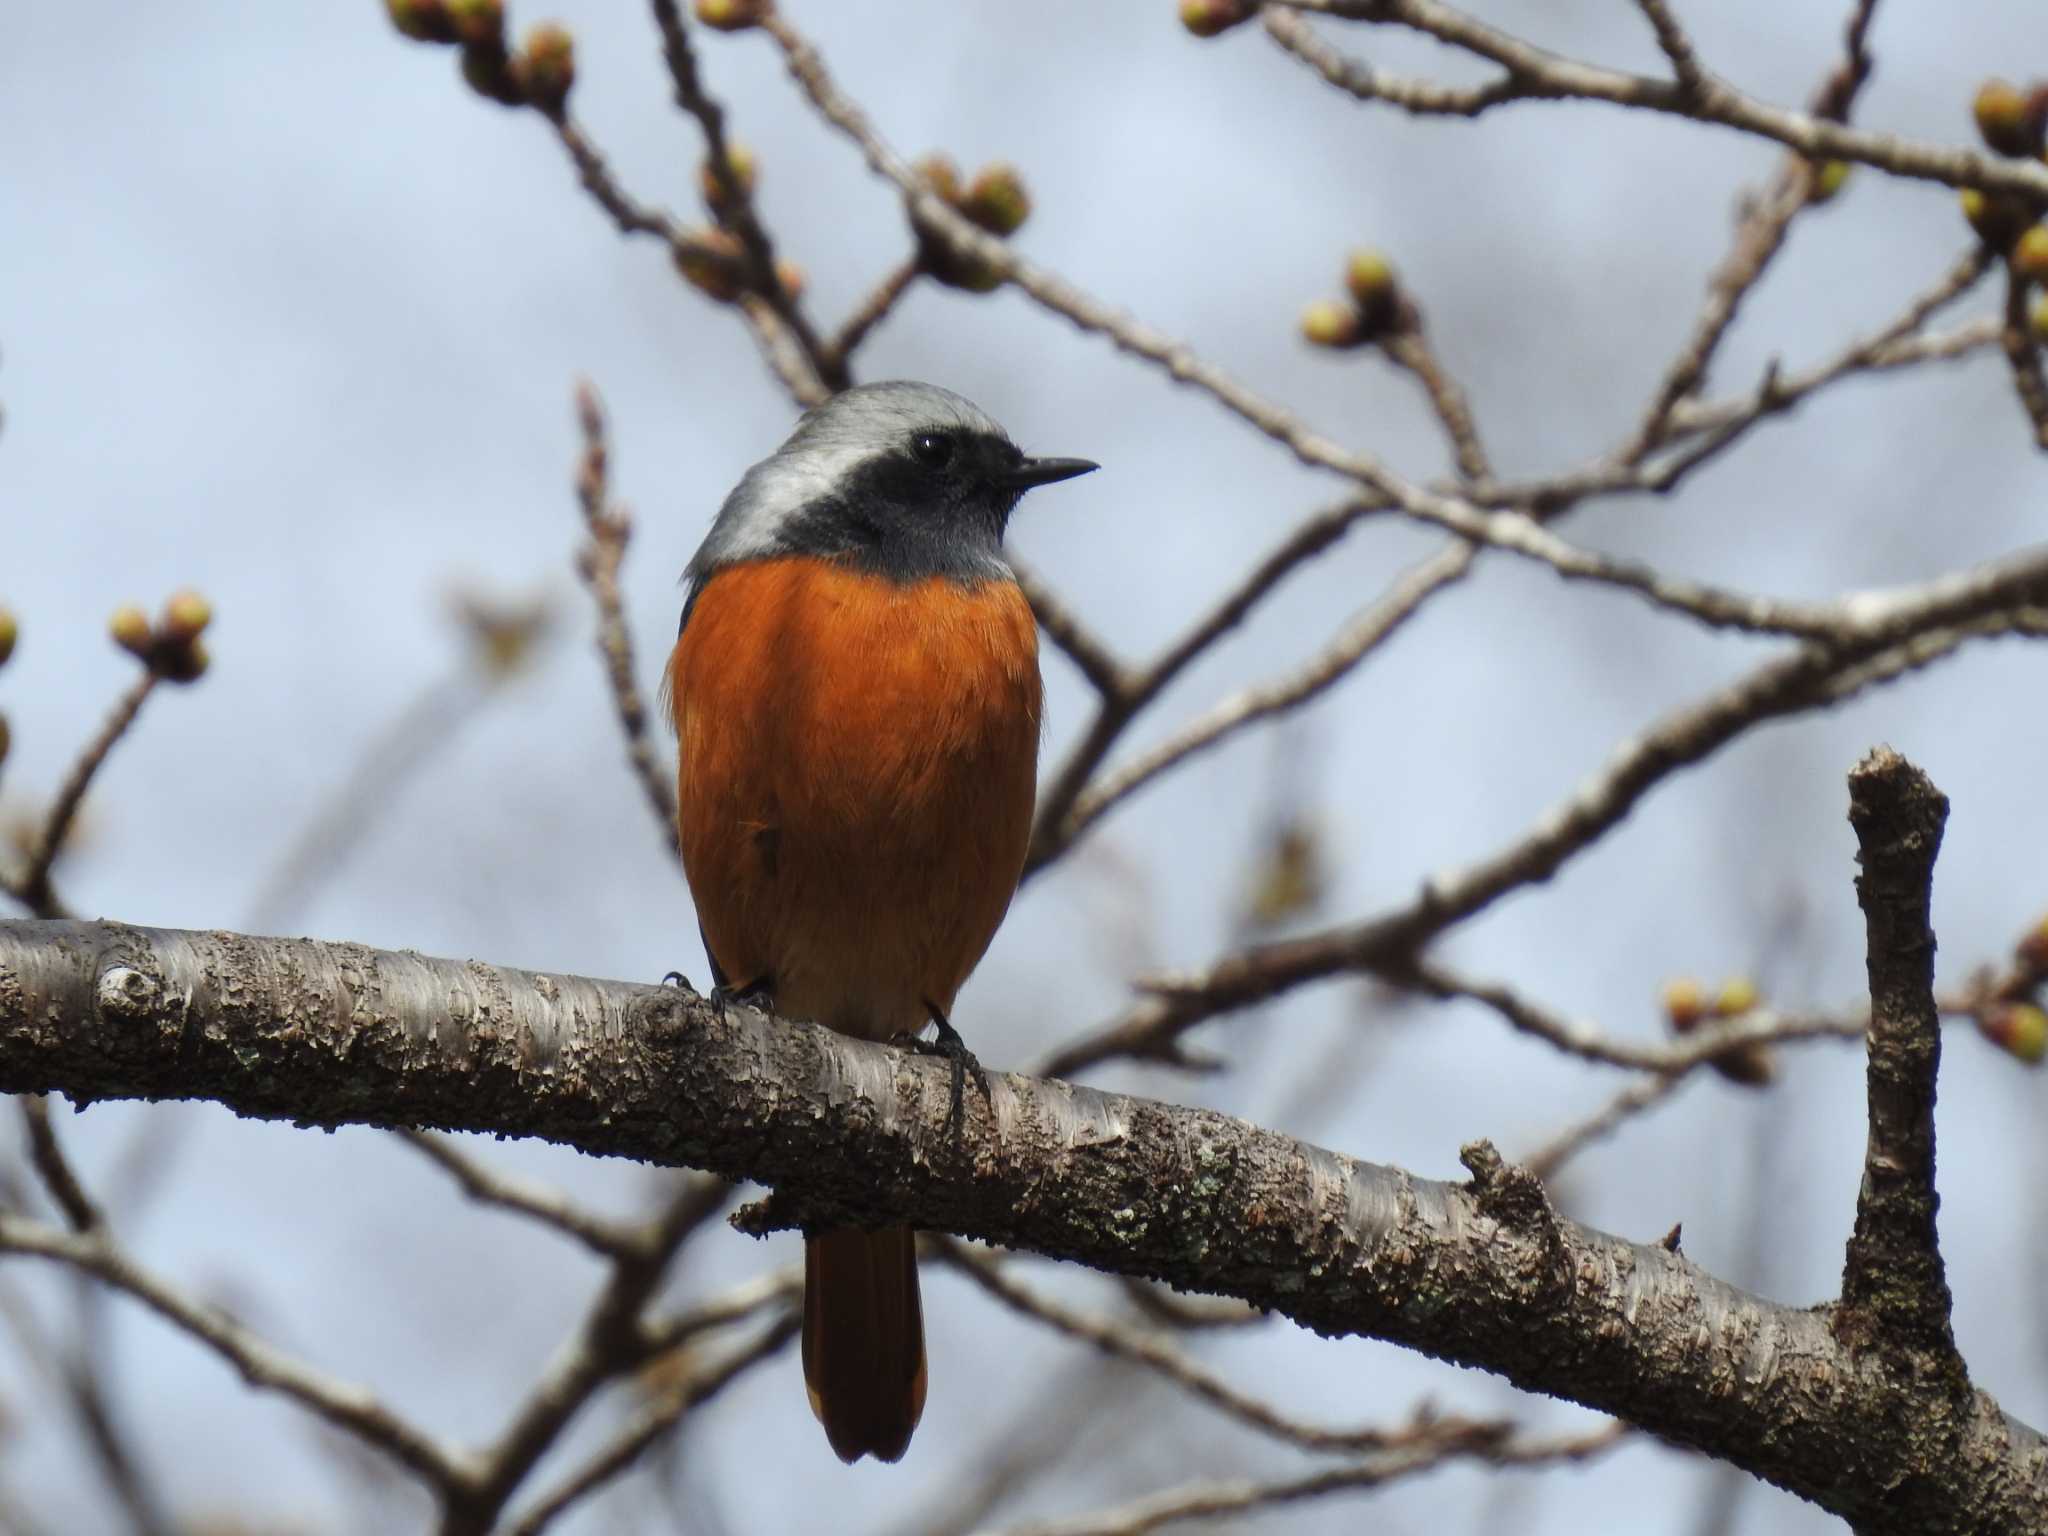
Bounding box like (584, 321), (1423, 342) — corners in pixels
(1630, 0), (1707, 97)
(0, 1212), (468, 1490)
(1660, 249), (1995, 442)
(1011, 559), (1130, 701)
(1521, 1074), (1690, 1183)
(1472, 253), (1996, 513)
(1031, 539), (1472, 877)
(572, 381), (680, 856)
(395, 1130), (636, 1259)
(245, 672), (488, 933)
(19, 1097), (101, 1233)
(1625, 161), (1815, 460)
(1262, 9), (1526, 116)
(1835, 748), (1963, 1373)
(0, 1275), (173, 1536)
(1280, 0), (2048, 201)
(1623, 0), (1881, 458)
(1026, 494), (1395, 876)
(447, 1177), (731, 1533)
(935, 1239), (1491, 1455)
(1047, 590), (2048, 1075)
(541, 114), (824, 409)
(986, 1421), (1627, 1536)
(1405, 961), (1864, 1074)
(908, 1353), (1137, 1536)
(1999, 266), (2048, 451)
(760, 1), (2031, 714)
(823, 256), (920, 371)
(547, 114), (680, 242)
(759, 7), (1421, 501)
(646, 0), (840, 389)
(505, 1313), (798, 1536)
(1381, 327), (1491, 483)
(12, 671), (156, 918)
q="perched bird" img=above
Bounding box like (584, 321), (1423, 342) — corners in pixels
(666, 382), (1096, 1463)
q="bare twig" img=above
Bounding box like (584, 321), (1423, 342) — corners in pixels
(1999, 266), (2048, 451)
(1279, 0), (2048, 201)
(1626, 161), (1815, 460)
(824, 256), (920, 372)
(505, 1312), (798, 1536)
(909, 1354), (1138, 1536)
(0, 1212), (468, 1489)
(1522, 1074), (1690, 1182)
(984, 1420), (1627, 1536)
(1624, 0), (1882, 458)
(646, 0), (839, 389)
(1011, 559), (1130, 701)
(1404, 961), (1865, 1074)
(1032, 540), (1471, 878)
(1027, 493), (1396, 875)
(395, 1130), (637, 1259)
(1261, 10), (1527, 117)
(1630, 0), (1707, 97)
(245, 671), (487, 933)
(572, 381), (680, 856)
(0, 1275), (173, 1536)
(936, 1239), (1488, 1455)
(447, 1177), (731, 1534)
(1048, 589), (2048, 1074)
(1661, 249), (1995, 442)
(541, 114), (825, 408)
(1381, 327), (1491, 483)
(12, 671), (156, 918)
(19, 1097), (100, 1233)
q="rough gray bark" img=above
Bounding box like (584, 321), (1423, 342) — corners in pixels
(0, 897), (2041, 1530)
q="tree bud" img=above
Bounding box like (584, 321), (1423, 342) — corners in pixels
(962, 164), (1032, 236)
(109, 605), (153, 659)
(1180, 0), (1254, 37)
(520, 24), (576, 112)
(1300, 299), (1365, 350)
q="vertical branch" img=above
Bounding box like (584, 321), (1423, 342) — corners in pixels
(1836, 747), (1962, 1374)
(1998, 268), (2048, 451)
(12, 673), (157, 918)
(573, 382), (681, 858)
(646, 0), (841, 391)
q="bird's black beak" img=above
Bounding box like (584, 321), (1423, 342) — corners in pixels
(1000, 456), (1098, 491)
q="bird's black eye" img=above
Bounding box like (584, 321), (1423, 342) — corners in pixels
(910, 431), (955, 470)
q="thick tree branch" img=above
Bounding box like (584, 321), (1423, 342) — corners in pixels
(1837, 748), (1962, 1376)
(1, 919), (2044, 1530)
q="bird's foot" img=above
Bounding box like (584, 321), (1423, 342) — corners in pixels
(898, 1001), (992, 1130)
(708, 976), (775, 1022)
(666, 971), (773, 1021)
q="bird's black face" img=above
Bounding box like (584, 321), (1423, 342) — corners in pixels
(783, 427), (1096, 584)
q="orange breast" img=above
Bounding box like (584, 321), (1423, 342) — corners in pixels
(668, 557), (1041, 1040)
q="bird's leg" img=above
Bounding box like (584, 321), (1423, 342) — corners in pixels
(708, 975), (775, 1022)
(900, 999), (992, 1130)
(662, 968), (773, 1022)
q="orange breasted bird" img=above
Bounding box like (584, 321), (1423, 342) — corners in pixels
(666, 382), (1096, 1463)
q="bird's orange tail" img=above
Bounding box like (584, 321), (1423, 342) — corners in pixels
(802, 1226), (926, 1464)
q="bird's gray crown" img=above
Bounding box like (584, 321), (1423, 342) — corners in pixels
(684, 381), (1022, 587)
